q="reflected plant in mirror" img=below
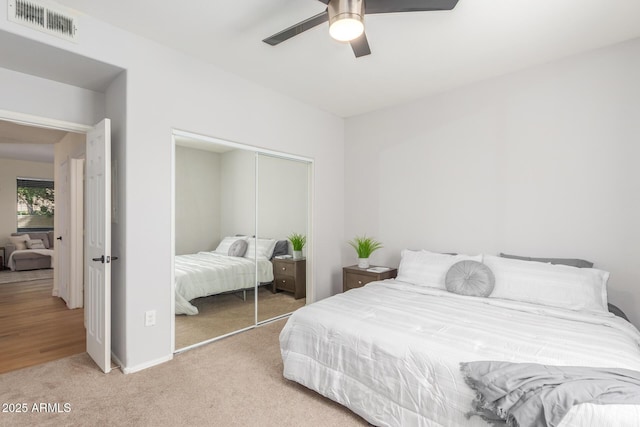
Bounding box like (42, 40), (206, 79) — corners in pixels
(288, 233), (306, 260)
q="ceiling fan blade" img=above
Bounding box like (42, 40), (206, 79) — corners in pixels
(262, 11), (329, 46)
(350, 32), (371, 58)
(365, 0), (459, 14)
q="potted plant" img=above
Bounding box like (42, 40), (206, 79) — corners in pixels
(348, 235), (383, 269)
(288, 233), (306, 260)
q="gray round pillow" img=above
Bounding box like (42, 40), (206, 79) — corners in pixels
(228, 239), (248, 257)
(445, 260), (495, 297)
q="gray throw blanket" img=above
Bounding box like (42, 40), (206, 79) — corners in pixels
(460, 361), (640, 427)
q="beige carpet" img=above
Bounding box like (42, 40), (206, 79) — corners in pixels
(0, 319), (366, 427)
(0, 268), (53, 284)
(175, 287), (306, 349)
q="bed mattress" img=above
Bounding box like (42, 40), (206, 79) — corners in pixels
(280, 280), (640, 426)
(175, 251), (274, 315)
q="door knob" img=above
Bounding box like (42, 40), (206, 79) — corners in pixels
(56, 236), (62, 241)
(92, 255), (105, 263)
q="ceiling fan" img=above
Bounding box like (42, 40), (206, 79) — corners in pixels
(263, 0), (459, 58)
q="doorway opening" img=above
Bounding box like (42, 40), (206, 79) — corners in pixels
(0, 111), (111, 374)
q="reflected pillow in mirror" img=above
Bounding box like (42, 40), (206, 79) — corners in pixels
(272, 240), (289, 258)
(215, 236), (246, 254)
(445, 260), (495, 297)
(228, 239), (248, 257)
(244, 238), (277, 260)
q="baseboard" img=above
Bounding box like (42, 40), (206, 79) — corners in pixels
(119, 354), (173, 374)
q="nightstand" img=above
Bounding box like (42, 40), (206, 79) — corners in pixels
(273, 258), (306, 299)
(343, 265), (398, 292)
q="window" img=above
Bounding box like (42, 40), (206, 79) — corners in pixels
(17, 178), (54, 232)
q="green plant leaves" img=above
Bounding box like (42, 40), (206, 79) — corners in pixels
(348, 235), (383, 258)
(287, 233), (307, 251)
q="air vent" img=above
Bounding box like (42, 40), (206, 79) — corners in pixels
(8, 0), (79, 42)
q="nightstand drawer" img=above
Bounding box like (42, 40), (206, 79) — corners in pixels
(345, 272), (376, 290)
(272, 258), (306, 299)
(275, 277), (296, 292)
(275, 263), (296, 278)
(342, 265), (398, 293)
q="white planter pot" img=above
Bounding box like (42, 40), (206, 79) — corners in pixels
(293, 250), (303, 260)
(358, 258), (370, 269)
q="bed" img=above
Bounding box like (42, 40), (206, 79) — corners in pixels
(280, 250), (640, 426)
(175, 236), (281, 315)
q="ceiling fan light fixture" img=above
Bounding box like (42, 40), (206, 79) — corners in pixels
(328, 0), (365, 42)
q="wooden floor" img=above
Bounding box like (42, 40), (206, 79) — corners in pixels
(0, 278), (85, 374)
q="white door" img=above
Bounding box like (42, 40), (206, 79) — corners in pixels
(85, 119), (112, 373)
(56, 159), (85, 309)
(56, 160), (70, 304)
(68, 158), (85, 309)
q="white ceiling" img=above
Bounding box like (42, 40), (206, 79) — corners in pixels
(53, 0), (640, 117)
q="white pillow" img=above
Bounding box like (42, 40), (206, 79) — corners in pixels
(26, 239), (46, 249)
(244, 238), (277, 260)
(9, 234), (30, 250)
(483, 255), (609, 313)
(396, 250), (482, 290)
(214, 236), (247, 254)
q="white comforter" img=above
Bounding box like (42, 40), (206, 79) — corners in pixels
(175, 251), (274, 315)
(280, 280), (640, 426)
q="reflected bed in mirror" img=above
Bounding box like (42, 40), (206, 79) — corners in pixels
(174, 236), (275, 316)
(173, 132), (311, 351)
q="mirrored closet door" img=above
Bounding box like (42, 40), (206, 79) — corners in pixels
(257, 154), (309, 322)
(172, 132), (312, 352)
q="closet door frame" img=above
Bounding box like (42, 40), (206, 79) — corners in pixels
(170, 129), (314, 354)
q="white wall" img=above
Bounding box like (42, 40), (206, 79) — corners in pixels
(175, 146), (221, 255)
(258, 155), (309, 249)
(1, 4), (344, 371)
(220, 149), (256, 239)
(195, 149), (309, 255)
(0, 157), (54, 247)
(345, 37), (640, 327)
(0, 67), (106, 125)
(105, 71), (127, 364)
(54, 132), (85, 161)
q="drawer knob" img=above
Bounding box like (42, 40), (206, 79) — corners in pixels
(358, 280), (362, 284)
(282, 267), (286, 270)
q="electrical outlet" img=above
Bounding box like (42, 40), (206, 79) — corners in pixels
(145, 310), (156, 327)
